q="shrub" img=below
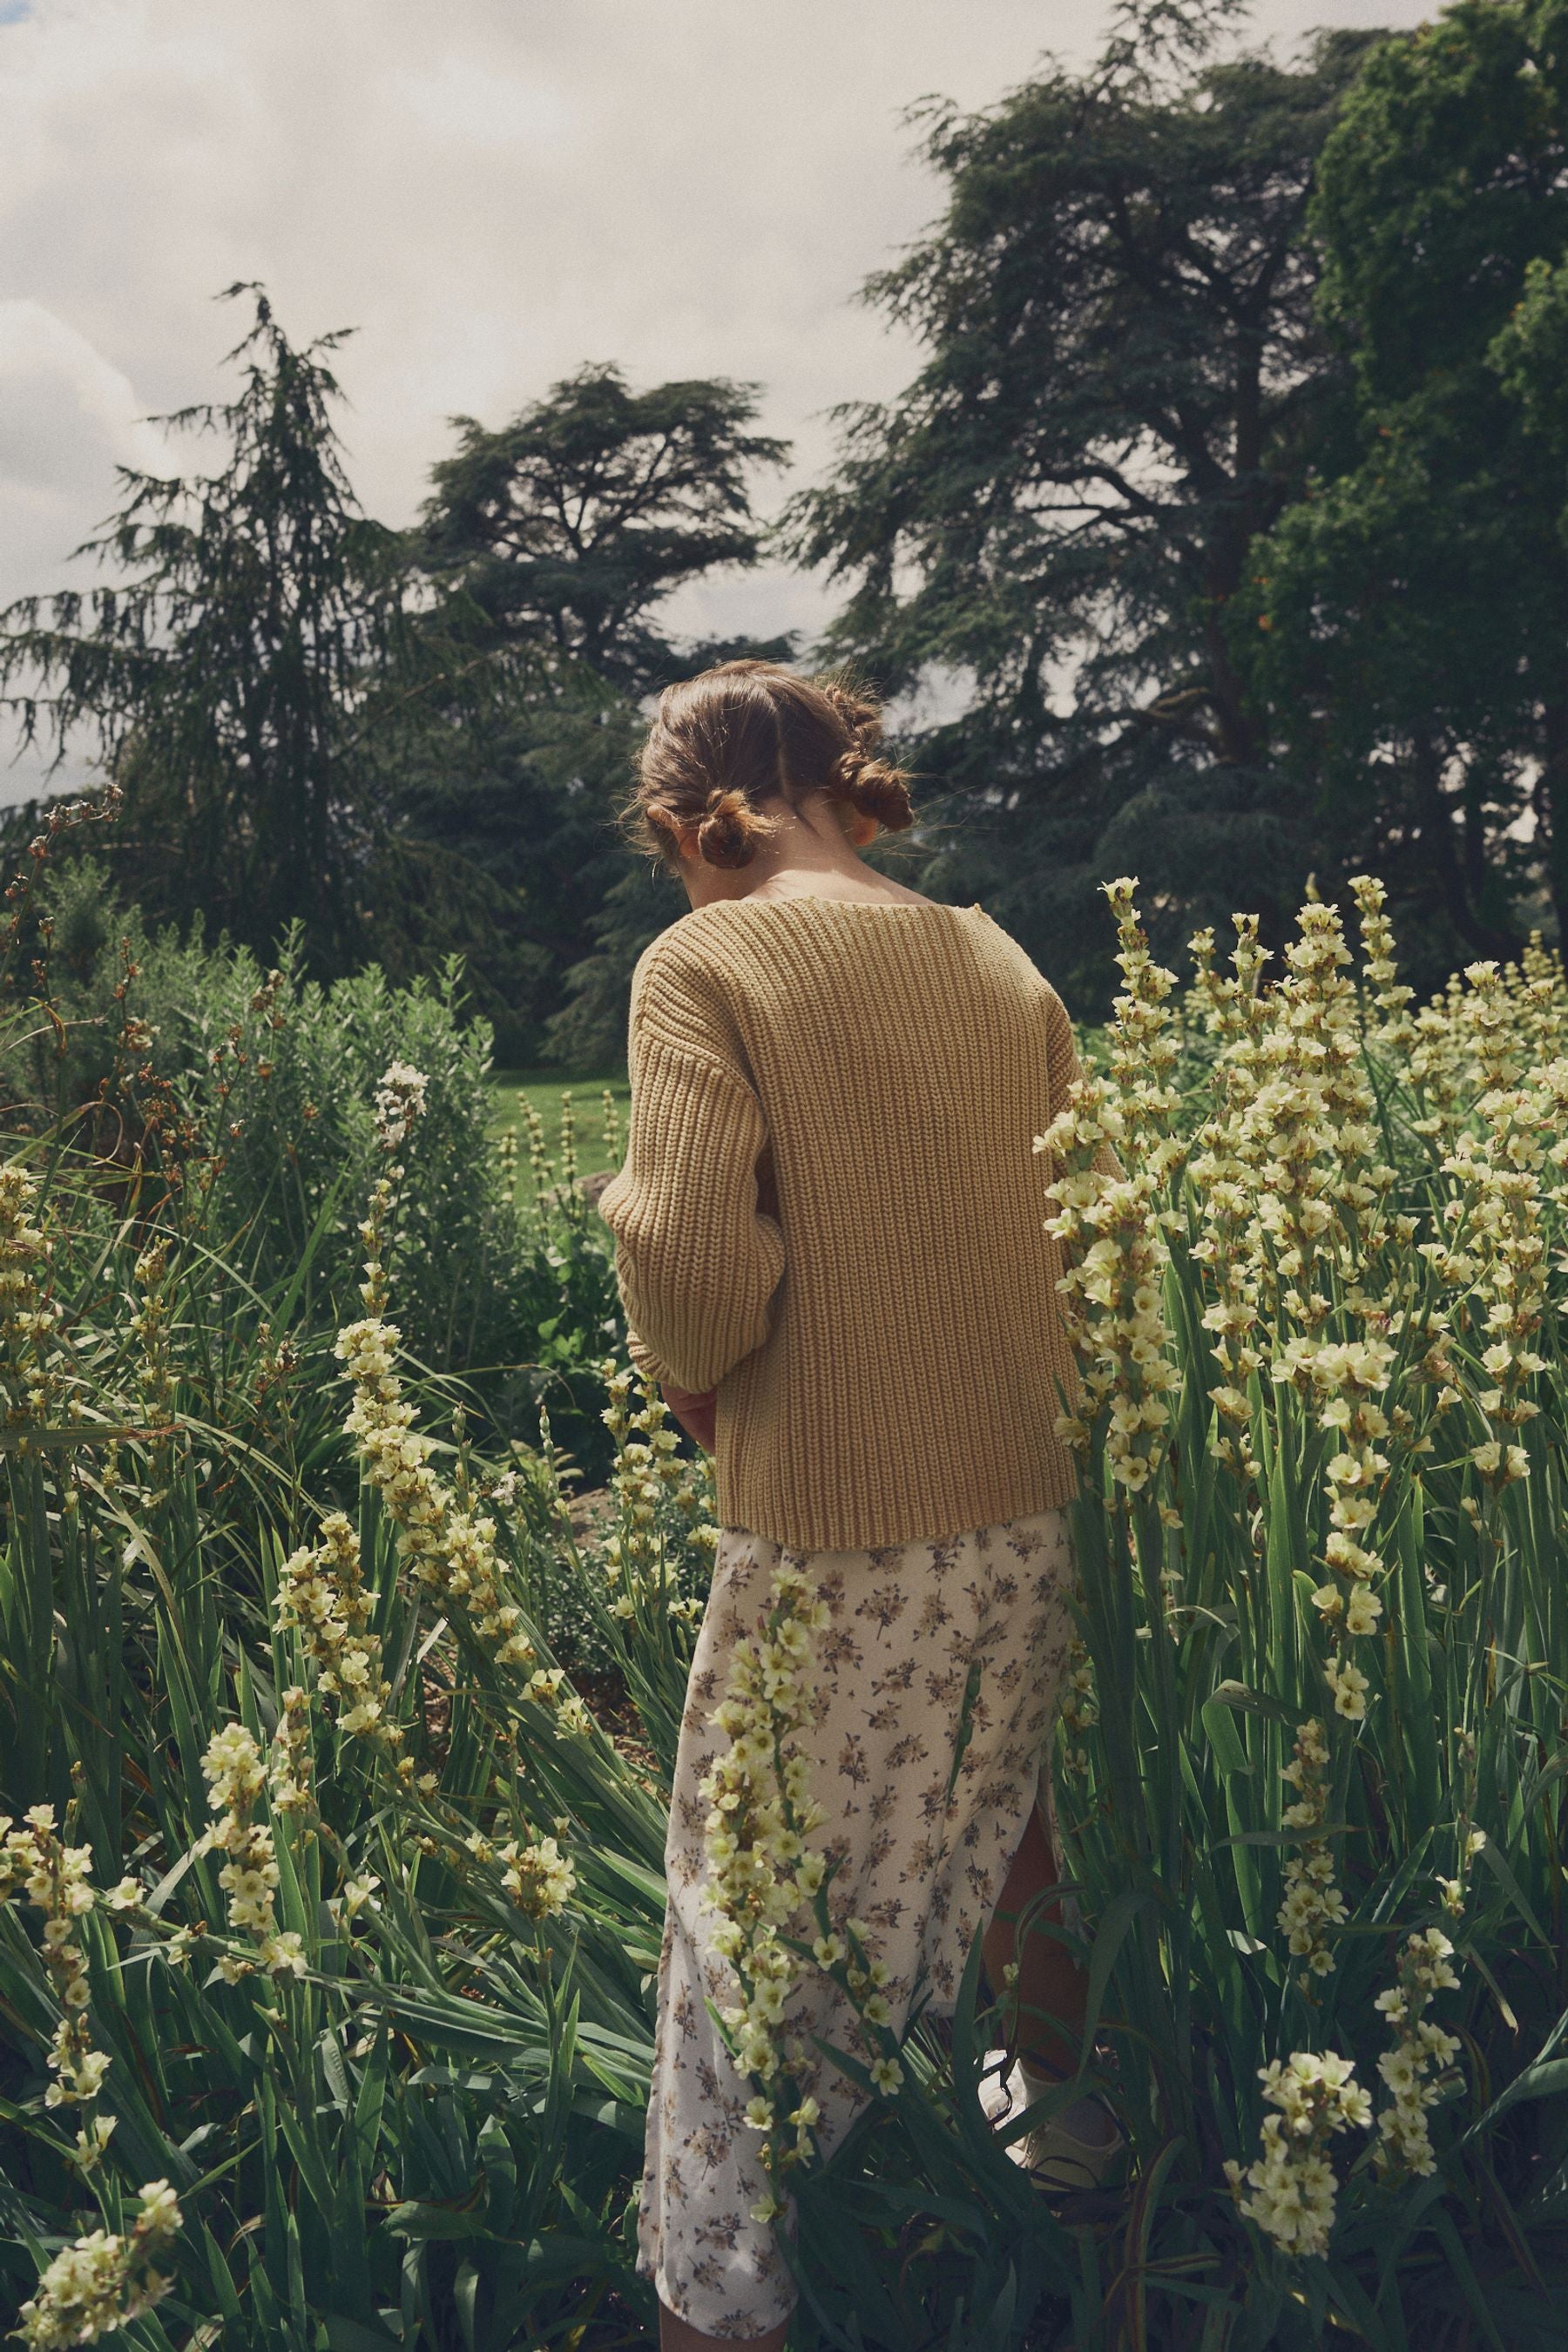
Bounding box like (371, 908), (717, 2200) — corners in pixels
(0, 855), (625, 1478)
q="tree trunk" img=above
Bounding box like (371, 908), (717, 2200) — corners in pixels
(1414, 739), (1518, 963)
(1540, 701), (1568, 953)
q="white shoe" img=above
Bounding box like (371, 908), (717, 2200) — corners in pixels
(983, 2053), (1124, 2191)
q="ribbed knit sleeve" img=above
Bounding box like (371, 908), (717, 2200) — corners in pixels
(597, 1028), (785, 1396)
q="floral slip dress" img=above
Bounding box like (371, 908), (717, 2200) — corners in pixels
(638, 1500), (1079, 2340)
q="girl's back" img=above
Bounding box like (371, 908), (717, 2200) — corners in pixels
(599, 890), (1087, 1552)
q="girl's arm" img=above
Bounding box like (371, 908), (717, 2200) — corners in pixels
(598, 1027), (784, 1397)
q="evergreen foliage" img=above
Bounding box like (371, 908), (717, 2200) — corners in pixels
(1235, 0), (1568, 973)
(418, 360), (791, 695)
(0, 286), (494, 980)
(783, 15), (1385, 1006)
(397, 362), (795, 1059)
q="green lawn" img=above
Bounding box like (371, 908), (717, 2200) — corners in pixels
(487, 1065), (632, 1180)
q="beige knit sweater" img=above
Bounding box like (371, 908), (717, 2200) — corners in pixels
(596, 896), (1091, 1551)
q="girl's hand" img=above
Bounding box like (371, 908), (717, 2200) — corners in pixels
(662, 1382), (718, 1454)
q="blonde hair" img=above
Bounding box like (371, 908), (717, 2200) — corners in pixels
(618, 659), (916, 870)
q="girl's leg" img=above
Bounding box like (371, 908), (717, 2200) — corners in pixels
(980, 1796), (1087, 2082)
(659, 2300), (791, 2352)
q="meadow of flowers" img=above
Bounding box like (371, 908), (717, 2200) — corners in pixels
(0, 832), (1564, 2349)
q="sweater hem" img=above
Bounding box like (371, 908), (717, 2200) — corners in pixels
(710, 1468), (1085, 1556)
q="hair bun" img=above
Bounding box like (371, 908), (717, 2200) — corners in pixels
(818, 672), (915, 833)
(837, 752), (916, 833)
(696, 786), (767, 868)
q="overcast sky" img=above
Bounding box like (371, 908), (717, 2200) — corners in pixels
(1, 0), (1434, 800)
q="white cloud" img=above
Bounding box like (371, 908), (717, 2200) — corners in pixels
(0, 0), (1436, 802)
(0, 298), (169, 798)
(0, 298), (160, 516)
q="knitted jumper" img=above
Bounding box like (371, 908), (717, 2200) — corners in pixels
(596, 896), (1090, 1551)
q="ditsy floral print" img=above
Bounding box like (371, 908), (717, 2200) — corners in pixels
(639, 1504), (1078, 2338)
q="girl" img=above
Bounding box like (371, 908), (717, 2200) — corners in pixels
(597, 662), (1119, 2351)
